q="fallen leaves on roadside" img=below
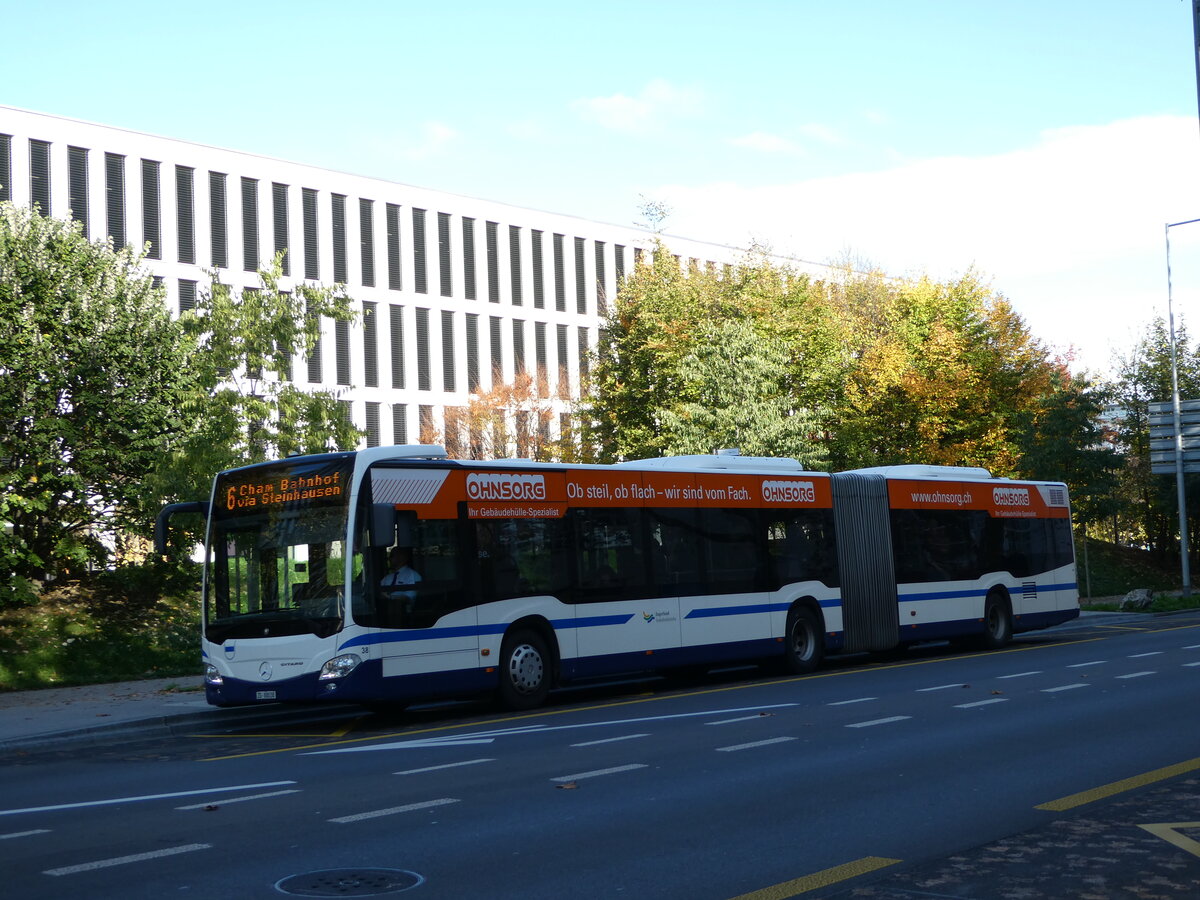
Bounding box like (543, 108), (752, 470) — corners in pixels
(555, 782), (578, 790)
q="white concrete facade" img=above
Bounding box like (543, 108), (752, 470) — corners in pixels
(0, 105), (831, 450)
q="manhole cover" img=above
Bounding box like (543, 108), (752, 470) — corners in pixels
(275, 868), (423, 897)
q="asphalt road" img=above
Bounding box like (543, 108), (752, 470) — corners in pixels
(3, 612), (1200, 899)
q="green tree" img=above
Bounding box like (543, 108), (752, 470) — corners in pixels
(149, 255), (362, 512)
(0, 202), (197, 600)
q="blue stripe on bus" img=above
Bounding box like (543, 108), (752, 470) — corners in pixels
(337, 613), (636, 652)
(684, 597), (843, 619)
(898, 582), (1078, 603)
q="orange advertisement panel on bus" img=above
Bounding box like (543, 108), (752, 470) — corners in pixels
(887, 479), (1068, 519)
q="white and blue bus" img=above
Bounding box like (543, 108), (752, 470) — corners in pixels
(155, 446), (1079, 710)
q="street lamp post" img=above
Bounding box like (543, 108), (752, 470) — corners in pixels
(1164, 218), (1200, 597)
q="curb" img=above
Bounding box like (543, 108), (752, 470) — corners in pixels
(0, 702), (362, 753)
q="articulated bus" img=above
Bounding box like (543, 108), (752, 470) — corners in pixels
(155, 446), (1079, 710)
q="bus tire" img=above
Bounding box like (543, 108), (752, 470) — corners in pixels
(498, 627), (551, 710)
(980, 591), (1013, 649)
(784, 605), (825, 674)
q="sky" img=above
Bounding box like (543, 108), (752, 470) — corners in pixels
(6, 0), (1200, 377)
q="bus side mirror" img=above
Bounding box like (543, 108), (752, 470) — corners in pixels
(155, 501), (209, 556)
(369, 503), (396, 548)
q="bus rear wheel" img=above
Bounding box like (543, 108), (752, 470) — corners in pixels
(980, 592), (1013, 650)
(784, 605), (824, 674)
(498, 628), (551, 710)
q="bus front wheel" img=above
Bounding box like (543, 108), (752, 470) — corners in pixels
(784, 605), (825, 674)
(498, 628), (551, 710)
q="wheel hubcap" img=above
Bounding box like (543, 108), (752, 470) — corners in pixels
(508, 644), (544, 694)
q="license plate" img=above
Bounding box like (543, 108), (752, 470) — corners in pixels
(256, 690), (277, 700)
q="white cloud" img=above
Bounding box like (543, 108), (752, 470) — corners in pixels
(404, 121), (457, 160)
(657, 115), (1200, 375)
(570, 78), (702, 133)
(730, 131), (801, 154)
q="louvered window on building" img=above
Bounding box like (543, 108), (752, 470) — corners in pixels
(68, 146), (88, 237)
(466, 313), (480, 392)
(578, 326), (590, 378)
(276, 297), (293, 381)
(142, 160), (162, 260)
(386, 203), (402, 290)
(553, 233), (565, 311)
(444, 409), (463, 458)
(360, 198), (375, 287)
(392, 403), (408, 444)
(412, 208), (428, 294)
(338, 399), (353, 430)
(594, 240), (606, 313)
(177, 166), (195, 264)
(362, 301), (379, 388)
(535, 321), (547, 391)
(239, 176), (258, 271)
(486, 220), (499, 303)
(29, 139), (50, 216)
(557, 323), (569, 393)
(634, 247), (644, 265)
(416, 307), (431, 390)
(365, 402), (381, 448)
(0, 133), (11, 203)
(332, 193), (347, 284)
(490, 315), (503, 380)
(244, 289), (263, 380)
(513, 319), (526, 375)
(105, 153), (126, 246)
(306, 300), (323, 384)
(462, 217), (476, 300)
(574, 236), (587, 315)
(438, 211), (452, 297)
(272, 183), (289, 275)
(509, 225), (523, 306)
(210, 171), (228, 268)
(615, 243), (625, 286)
(441, 310), (456, 392)
(418, 404), (434, 442)
(179, 279), (197, 313)
(335, 317), (351, 386)
(532, 229), (545, 309)
(389, 304), (406, 389)
(303, 187), (319, 280)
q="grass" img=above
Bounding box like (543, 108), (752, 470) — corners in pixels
(0, 570), (201, 692)
(1076, 535), (1200, 613)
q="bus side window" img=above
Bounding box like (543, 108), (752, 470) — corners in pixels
(573, 507), (646, 602)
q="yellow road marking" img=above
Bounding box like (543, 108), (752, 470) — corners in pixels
(728, 857), (901, 899)
(1037, 757), (1200, 811)
(1138, 822), (1200, 859)
(200, 635), (1109, 761)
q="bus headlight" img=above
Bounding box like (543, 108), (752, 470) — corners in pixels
(319, 654), (362, 681)
(205, 664), (224, 686)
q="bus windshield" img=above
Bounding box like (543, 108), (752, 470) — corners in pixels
(206, 455), (355, 643)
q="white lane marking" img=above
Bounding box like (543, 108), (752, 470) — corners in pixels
(956, 699), (1009, 709)
(571, 733), (649, 747)
(1185, 644), (1200, 650)
(827, 697), (877, 706)
(917, 683), (967, 692)
(329, 798), (458, 824)
(1117, 671), (1155, 680)
(997, 671), (1041, 679)
(0, 781), (296, 818)
(1, 829), (49, 840)
(44, 843), (210, 876)
(1043, 684), (1089, 693)
(1183, 662), (1200, 668)
(1067, 661), (1106, 668)
(175, 790), (300, 810)
(308, 704), (798, 754)
(707, 715), (770, 725)
(847, 716), (912, 728)
(550, 764), (647, 783)
(716, 737), (797, 752)
(394, 759), (495, 776)
(1129, 652), (1163, 658)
